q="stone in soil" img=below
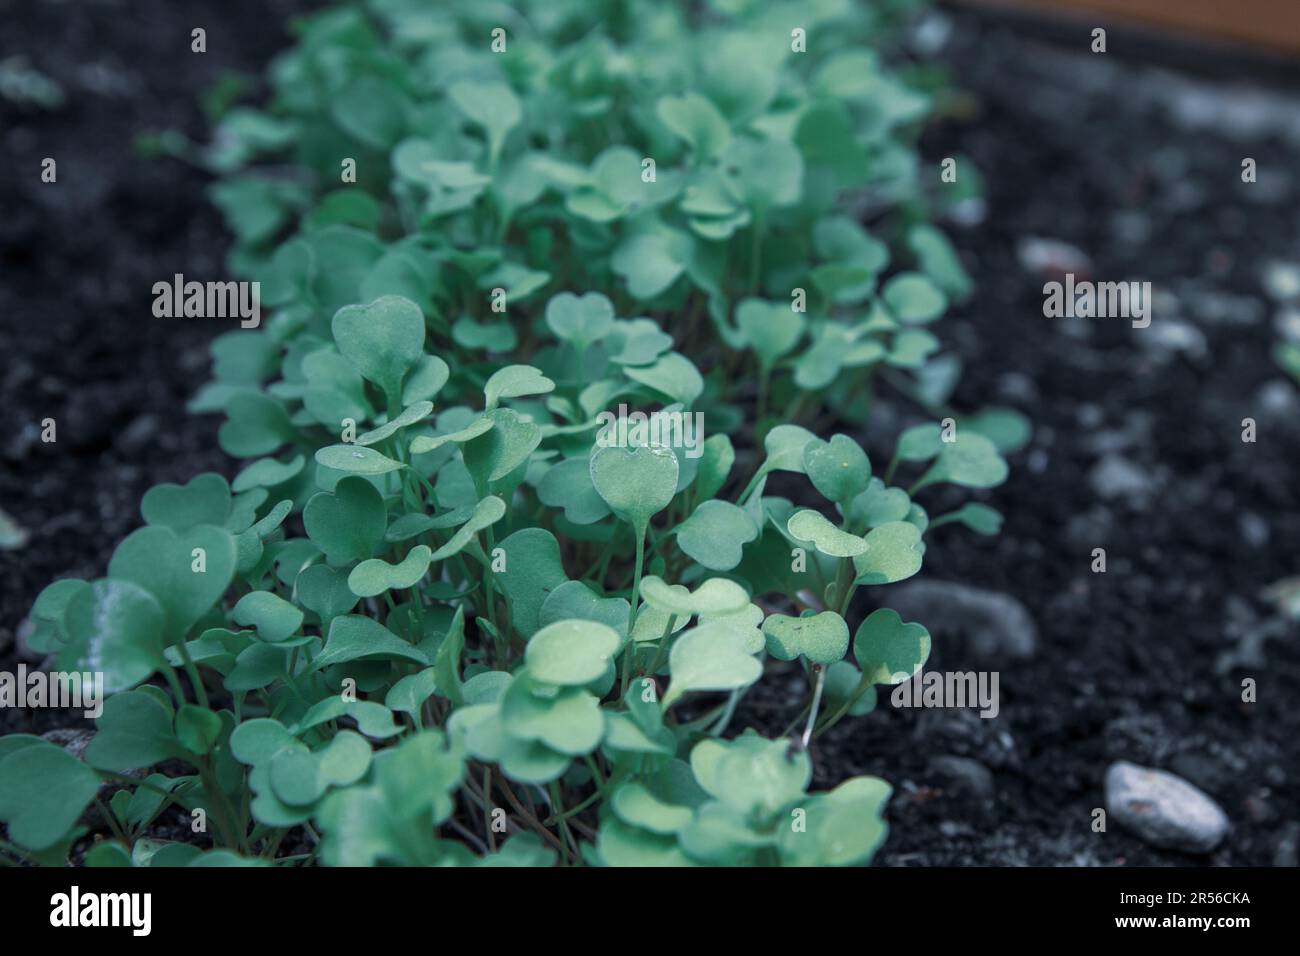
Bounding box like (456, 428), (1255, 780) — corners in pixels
(1105, 760), (1229, 854)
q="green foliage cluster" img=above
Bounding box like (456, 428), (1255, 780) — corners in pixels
(1, 0), (1025, 867)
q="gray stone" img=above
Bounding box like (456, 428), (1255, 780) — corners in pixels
(881, 579), (1037, 659)
(1089, 454), (1157, 502)
(928, 755), (995, 811)
(1105, 760), (1229, 854)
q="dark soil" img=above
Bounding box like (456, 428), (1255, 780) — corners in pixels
(3, 1), (1299, 866)
(775, 9), (1300, 865)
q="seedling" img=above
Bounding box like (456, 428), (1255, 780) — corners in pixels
(0, 0), (1023, 867)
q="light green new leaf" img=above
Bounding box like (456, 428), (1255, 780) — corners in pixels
(58, 579), (166, 693)
(851, 521), (924, 585)
(763, 611), (850, 665)
(525, 620), (623, 687)
(787, 509), (868, 558)
(663, 624), (761, 707)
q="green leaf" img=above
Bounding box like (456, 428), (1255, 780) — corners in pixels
(882, 272), (947, 324)
(538, 580), (630, 637)
(763, 611), (850, 665)
(141, 473), (232, 530)
(175, 705), (222, 756)
(639, 576), (750, 618)
(484, 364), (556, 410)
(934, 502), (1003, 535)
(315, 444), (405, 476)
(610, 781), (695, 835)
(851, 521), (924, 585)
(58, 579), (166, 693)
(429, 496), (505, 561)
(694, 434), (734, 502)
(331, 295), (426, 404)
(524, 620), (623, 687)
(845, 478), (912, 529)
(622, 353), (704, 405)
(356, 401), (434, 446)
(761, 424), (819, 475)
(434, 606), (467, 706)
(656, 92), (731, 160)
(0, 743), (101, 851)
(315, 616), (430, 669)
(787, 509), (868, 558)
(914, 433), (1008, 491)
(294, 564), (358, 630)
(501, 677), (604, 755)
(778, 776), (891, 866)
(462, 408), (542, 490)
(896, 423), (943, 462)
(232, 590), (304, 642)
(690, 733), (810, 817)
(448, 80), (521, 165)
(496, 529), (567, 639)
(303, 476), (387, 563)
(270, 731), (372, 806)
(675, 500), (757, 571)
(545, 292), (616, 351)
(663, 623), (761, 706)
(537, 458), (610, 525)
(108, 524), (236, 640)
(408, 416), (494, 455)
(589, 444), (679, 536)
(348, 545), (433, 598)
(735, 298), (805, 371)
(853, 608), (931, 685)
(803, 434), (871, 506)
(85, 691), (181, 771)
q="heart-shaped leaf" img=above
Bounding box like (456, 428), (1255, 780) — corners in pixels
(0, 742), (102, 851)
(545, 292), (616, 351)
(663, 624), (762, 706)
(430, 497), (505, 561)
(537, 458), (611, 525)
(762, 610), (850, 665)
(356, 400), (434, 446)
(853, 608), (931, 684)
(141, 473), (232, 530)
(270, 731), (372, 806)
(501, 678), (604, 755)
(851, 520), (924, 585)
(803, 434), (871, 506)
(303, 476), (387, 563)
(590, 444), (679, 537)
(914, 432), (1009, 491)
(495, 529), (567, 639)
(735, 298), (805, 372)
(58, 579), (166, 693)
(331, 295), (426, 405)
(462, 408), (542, 491)
(639, 576), (751, 618)
(232, 590), (304, 642)
(108, 524), (236, 640)
(525, 620), (623, 686)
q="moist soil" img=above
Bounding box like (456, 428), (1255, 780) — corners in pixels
(3, 1), (1299, 865)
